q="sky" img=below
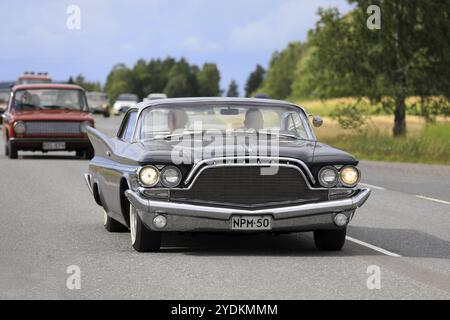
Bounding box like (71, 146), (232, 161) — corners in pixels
(0, 0), (352, 94)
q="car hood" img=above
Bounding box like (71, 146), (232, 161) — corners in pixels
(130, 138), (357, 166)
(12, 109), (94, 122)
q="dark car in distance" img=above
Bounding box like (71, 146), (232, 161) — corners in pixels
(84, 98), (370, 252)
(2, 84), (95, 159)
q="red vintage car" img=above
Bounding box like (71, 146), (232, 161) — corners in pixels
(1, 83), (95, 159)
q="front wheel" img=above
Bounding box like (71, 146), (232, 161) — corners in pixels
(7, 141), (18, 159)
(4, 141), (9, 156)
(103, 210), (128, 232)
(130, 204), (161, 252)
(314, 228), (347, 251)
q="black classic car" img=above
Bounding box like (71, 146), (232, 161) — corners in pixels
(84, 98), (370, 252)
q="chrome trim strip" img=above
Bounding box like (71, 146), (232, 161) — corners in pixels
(139, 163), (355, 193)
(184, 156), (316, 185)
(125, 188), (371, 221)
(84, 173), (93, 194)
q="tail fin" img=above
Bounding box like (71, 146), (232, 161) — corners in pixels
(86, 127), (114, 158)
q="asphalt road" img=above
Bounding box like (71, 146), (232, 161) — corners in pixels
(0, 115), (449, 299)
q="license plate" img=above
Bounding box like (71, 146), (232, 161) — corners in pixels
(231, 216), (272, 230)
(42, 142), (66, 150)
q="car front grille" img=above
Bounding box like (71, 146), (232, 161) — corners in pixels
(25, 121), (81, 135)
(170, 166), (328, 209)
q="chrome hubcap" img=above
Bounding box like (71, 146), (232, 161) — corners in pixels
(130, 204), (137, 245)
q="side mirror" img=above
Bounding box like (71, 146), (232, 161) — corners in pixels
(312, 115), (323, 128)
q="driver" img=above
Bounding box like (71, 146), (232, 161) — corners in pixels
(19, 91), (40, 109)
(243, 107), (264, 131)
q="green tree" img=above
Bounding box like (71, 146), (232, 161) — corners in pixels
(131, 58), (151, 99)
(226, 80), (239, 97)
(197, 63), (221, 97)
(143, 57), (176, 95)
(164, 58), (199, 97)
(104, 63), (134, 102)
(245, 65), (265, 97)
(310, 1), (450, 136)
(72, 74), (101, 92)
(259, 42), (306, 99)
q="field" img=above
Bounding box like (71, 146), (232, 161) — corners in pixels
(296, 98), (450, 165)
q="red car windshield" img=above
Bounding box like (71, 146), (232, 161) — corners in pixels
(12, 89), (88, 111)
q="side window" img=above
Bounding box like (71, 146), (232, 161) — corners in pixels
(118, 111), (137, 142)
(284, 112), (308, 139)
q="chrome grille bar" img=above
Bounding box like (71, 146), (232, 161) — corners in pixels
(25, 121), (81, 135)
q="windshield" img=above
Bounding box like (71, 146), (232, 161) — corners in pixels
(12, 89), (88, 111)
(87, 93), (108, 103)
(117, 94), (138, 101)
(138, 104), (314, 141)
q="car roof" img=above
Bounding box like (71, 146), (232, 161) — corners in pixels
(11, 83), (85, 92)
(132, 97), (305, 112)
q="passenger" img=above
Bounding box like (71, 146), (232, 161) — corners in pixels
(243, 108), (264, 131)
(167, 109), (189, 134)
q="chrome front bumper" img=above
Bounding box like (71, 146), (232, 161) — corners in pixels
(125, 188), (371, 232)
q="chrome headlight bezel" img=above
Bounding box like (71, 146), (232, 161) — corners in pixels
(160, 166), (182, 188)
(318, 166), (339, 188)
(13, 121), (26, 134)
(339, 165), (361, 187)
(137, 165), (160, 187)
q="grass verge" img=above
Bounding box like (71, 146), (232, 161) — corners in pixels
(321, 123), (450, 165)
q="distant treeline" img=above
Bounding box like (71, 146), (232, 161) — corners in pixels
(71, 57), (261, 102)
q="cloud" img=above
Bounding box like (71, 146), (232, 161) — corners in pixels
(180, 36), (224, 54)
(228, 0), (351, 53)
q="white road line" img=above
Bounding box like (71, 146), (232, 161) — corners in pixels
(415, 195), (450, 206)
(359, 183), (386, 190)
(346, 236), (401, 257)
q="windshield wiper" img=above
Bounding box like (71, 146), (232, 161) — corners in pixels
(17, 103), (42, 110)
(42, 105), (77, 110)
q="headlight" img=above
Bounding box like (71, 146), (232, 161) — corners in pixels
(80, 121), (92, 133)
(138, 165), (160, 187)
(339, 166), (360, 187)
(318, 166), (339, 188)
(160, 166), (182, 188)
(13, 121), (26, 134)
